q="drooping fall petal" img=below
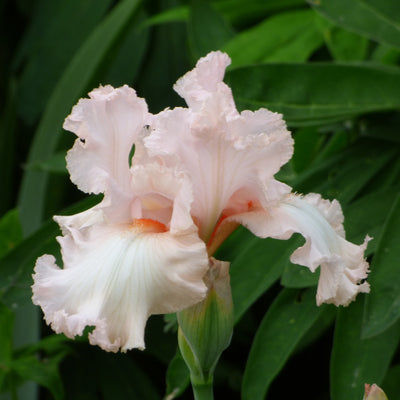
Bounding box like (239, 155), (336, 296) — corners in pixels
(230, 193), (370, 306)
(32, 223), (208, 352)
(33, 83), (210, 352)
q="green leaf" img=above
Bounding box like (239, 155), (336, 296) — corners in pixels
(135, 7), (188, 113)
(17, 0), (142, 236)
(291, 127), (324, 174)
(19, 334), (70, 355)
(95, 352), (160, 400)
(0, 209), (22, 259)
(294, 305), (336, 354)
(143, 0), (306, 28)
(24, 152), (67, 174)
(0, 80), (17, 215)
(229, 234), (299, 323)
(280, 259), (318, 289)
(344, 188), (399, 254)
(14, 0), (113, 125)
(223, 10), (323, 66)
(214, 0), (306, 25)
(308, 0), (400, 51)
(188, 0), (234, 60)
(261, 24), (323, 63)
(10, 355), (65, 400)
(225, 63), (400, 126)
(312, 129), (350, 163)
(141, 6), (188, 27)
(330, 296), (400, 400)
(165, 351), (190, 399)
(292, 140), (397, 204)
(102, 9), (150, 87)
(371, 44), (400, 65)
(241, 288), (325, 400)
(0, 217), (58, 308)
(315, 14), (368, 61)
(360, 112), (400, 143)
(381, 364), (400, 399)
(0, 197), (100, 308)
(363, 194), (400, 338)
(0, 303), (14, 389)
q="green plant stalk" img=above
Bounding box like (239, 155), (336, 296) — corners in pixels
(192, 380), (214, 400)
(178, 327), (215, 400)
(177, 260), (233, 400)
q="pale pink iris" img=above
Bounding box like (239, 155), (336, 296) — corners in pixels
(32, 52), (370, 352)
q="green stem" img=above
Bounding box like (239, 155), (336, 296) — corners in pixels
(192, 378), (214, 400)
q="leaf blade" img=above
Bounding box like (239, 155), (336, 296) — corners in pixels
(331, 296), (400, 400)
(363, 193), (400, 338)
(226, 63), (400, 126)
(241, 288), (325, 400)
(17, 0), (142, 235)
(308, 0), (400, 51)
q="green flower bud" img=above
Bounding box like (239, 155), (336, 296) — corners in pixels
(177, 258), (233, 384)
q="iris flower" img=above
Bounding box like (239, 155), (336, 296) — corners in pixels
(32, 51), (370, 352)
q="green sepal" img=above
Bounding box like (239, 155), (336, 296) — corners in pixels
(177, 259), (233, 384)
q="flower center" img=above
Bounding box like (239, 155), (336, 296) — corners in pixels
(206, 215), (239, 256)
(132, 218), (168, 233)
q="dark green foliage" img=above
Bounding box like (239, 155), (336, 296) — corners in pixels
(1, 0), (400, 398)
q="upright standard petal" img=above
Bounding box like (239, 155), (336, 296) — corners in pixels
(173, 51), (234, 111)
(32, 223), (208, 352)
(231, 193), (370, 306)
(146, 53), (293, 242)
(64, 85), (149, 195)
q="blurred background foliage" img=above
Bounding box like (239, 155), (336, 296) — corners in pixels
(1, 0), (400, 399)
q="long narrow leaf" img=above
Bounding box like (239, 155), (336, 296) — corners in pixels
(229, 235), (299, 323)
(0, 197), (100, 308)
(188, 0), (234, 60)
(226, 63), (400, 126)
(17, 0), (142, 235)
(308, 0), (400, 51)
(242, 288), (326, 399)
(331, 296), (400, 400)
(223, 10), (323, 66)
(363, 194), (400, 338)
(15, 0), (113, 125)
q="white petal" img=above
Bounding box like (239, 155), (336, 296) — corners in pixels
(146, 103), (292, 242)
(64, 85), (148, 195)
(129, 163), (195, 234)
(231, 193), (370, 306)
(173, 51), (234, 111)
(144, 51), (293, 241)
(32, 224), (208, 352)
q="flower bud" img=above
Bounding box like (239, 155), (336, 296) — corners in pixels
(177, 259), (233, 383)
(363, 384), (388, 400)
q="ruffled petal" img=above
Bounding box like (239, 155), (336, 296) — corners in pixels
(129, 163), (195, 234)
(173, 51), (234, 111)
(64, 85), (148, 195)
(230, 193), (370, 306)
(146, 100), (292, 242)
(32, 224), (208, 352)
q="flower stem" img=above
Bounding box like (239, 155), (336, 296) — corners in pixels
(192, 378), (214, 400)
